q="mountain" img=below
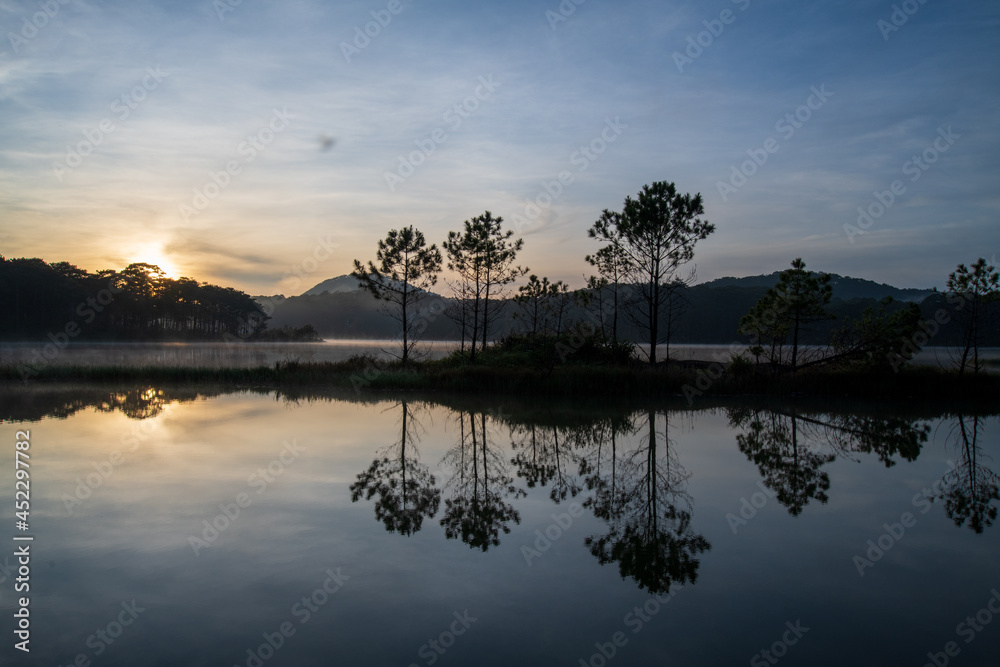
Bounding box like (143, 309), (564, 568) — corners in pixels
(701, 273), (934, 303)
(301, 274), (442, 299)
(302, 275), (364, 296)
(266, 272), (988, 345)
(267, 290), (457, 340)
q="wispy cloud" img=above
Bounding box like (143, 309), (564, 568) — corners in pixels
(1, 0), (998, 293)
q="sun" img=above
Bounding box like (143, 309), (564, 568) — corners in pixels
(130, 242), (179, 279)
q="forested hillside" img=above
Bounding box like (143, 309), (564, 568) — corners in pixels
(0, 256), (266, 340)
(266, 274), (996, 346)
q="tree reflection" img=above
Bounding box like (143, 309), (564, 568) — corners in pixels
(94, 386), (169, 419)
(440, 411), (525, 551)
(584, 410), (710, 594)
(729, 407), (834, 516)
(0, 384), (232, 422)
(350, 401), (441, 536)
(937, 415), (999, 533)
(510, 423), (582, 503)
(728, 407), (930, 516)
(819, 413), (928, 467)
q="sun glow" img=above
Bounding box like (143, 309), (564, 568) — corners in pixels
(129, 243), (179, 279)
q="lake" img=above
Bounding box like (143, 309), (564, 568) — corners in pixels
(1, 385), (998, 666)
(2, 340), (996, 370)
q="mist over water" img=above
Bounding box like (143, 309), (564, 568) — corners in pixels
(2, 340), (995, 370)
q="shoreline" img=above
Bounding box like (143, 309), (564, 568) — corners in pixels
(3, 359), (999, 408)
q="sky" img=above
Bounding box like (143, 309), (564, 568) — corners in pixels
(1, 0), (998, 296)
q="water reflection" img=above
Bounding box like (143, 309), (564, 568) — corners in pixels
(583, 410), (710, 594)
(0, 384), (233, 422)
(510, 422), (583, 502)
(440, 411), (525, 550)
(350, 403), (712, 593)
(349, 402), (441, 535)
(3, 384), (1000, 666)
(728, 407), (931, 516)
(938, 415), (1000, 533)
(6, 385), (994, 547)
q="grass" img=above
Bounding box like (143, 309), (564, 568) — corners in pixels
(3, 353), (999, 409)
(3, 332), (998, 406)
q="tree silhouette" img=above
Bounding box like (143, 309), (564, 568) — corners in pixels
(0, 257), (268, 341)
(509, 423), (582, 503)
(819, 413), (929, 467)
(351, 226), (442, 365)
(586, 212), (630, 340)
(513, 275), (554, 336)
(95, 386), (170, 420)
(584, 410), (710, 594)
(443, 212), (527, 361)
(509, 423), (556, 489)
(730, 407), (931, 514)
(936, 415), (999, 533)
(831, 297), (923, 371)
(739, 259), (832, 371)
(593, 182), (715, 365)
(729, 407), (834, 516)
(439, 410), (525, 550)
(946, 258), (1000, 376)
(350, 402), (441, 536)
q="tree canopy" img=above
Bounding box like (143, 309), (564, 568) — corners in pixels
(0, 256), (267, 341)
(351, 226), (442, 364)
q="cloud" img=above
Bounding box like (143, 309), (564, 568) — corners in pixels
(1, 0), (998, 292)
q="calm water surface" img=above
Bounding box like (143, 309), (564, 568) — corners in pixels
(0, 386), (998, 666)
(3, 340), (996, 369)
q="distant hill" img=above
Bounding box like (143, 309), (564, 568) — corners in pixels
(701, 273), (933, 303)
(264, 272), (989, 346)
(302, 274), (441, 299)
(302, 275), (364, 296)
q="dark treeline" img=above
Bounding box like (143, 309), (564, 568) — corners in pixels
(267, 280), (1000, 348)
(0, 256), (268, 341)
